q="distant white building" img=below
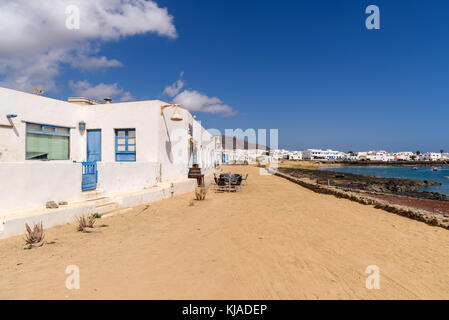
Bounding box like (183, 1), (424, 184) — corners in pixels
(302, 149), (346, 161)
(221, 136), (269, 165)
(393, 152), (415, 161)
(271, 149), (288, 161)
(363, 151), (394, 162)
(421, 152), (442, 161)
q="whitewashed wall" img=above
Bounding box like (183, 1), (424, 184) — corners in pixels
(0, 88), (85, 162)
(0, 162), (83, 215)
(97, 162), (159, 195)
(83, 100), (162, 163)
(0, 88), (217, 218)
(158, 108), (191, 181)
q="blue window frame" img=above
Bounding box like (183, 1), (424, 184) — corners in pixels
(115, 129), (136, 162)
(26, 122), (70, 160)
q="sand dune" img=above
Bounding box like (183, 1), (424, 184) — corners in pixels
(1, 165), (449, 299)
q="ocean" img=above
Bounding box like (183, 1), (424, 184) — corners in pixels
(320, 166), (449, 195)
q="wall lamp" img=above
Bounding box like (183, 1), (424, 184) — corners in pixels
(78, 121), (86, 130)
(160, 104), (183, 122)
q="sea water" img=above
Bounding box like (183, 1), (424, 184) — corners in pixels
(320, 166), (449, 195)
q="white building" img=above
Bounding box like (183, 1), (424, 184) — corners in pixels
(0, 87), (216, 237)
(421, 152), (442, 161)
(289, 151), (303, 160)
(393, 152), (415, 161)
(363, 150), (394, 162)
(302, 149), (346, 161)
(221, 136), (269, 165)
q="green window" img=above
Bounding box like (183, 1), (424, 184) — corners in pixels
(26, 123), (70, 160)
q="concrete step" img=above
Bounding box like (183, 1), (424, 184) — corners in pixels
(89, 197), (111, 207)
(95, 202), (120, 215)
(101, 207), (133, 219)
(82, 189), (105, 200)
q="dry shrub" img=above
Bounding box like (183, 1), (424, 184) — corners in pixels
(77, 215), (95, 232)
(24, 222), (45, 245)
(195, 186), (207, 201)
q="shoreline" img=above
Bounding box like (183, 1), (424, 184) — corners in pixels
(274, 166), (449, 217)
(279, 160), (449, 170)
(269, 167), (449, 229)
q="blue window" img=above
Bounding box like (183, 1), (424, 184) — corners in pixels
(115, 129), (136, 162)
(26, 122), (70, 160)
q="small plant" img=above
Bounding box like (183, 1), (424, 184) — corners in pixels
(77, 215), (96, 232)
(24, 222), (45, 247)
(195, 186), (207, 201)
(92, 213), (102, 219)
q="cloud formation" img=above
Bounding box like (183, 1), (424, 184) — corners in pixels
(164, 73), (237, 116)
(0, 0), (176, 92)
(69, 80), (135, 102)
(162, 72), (185, 97)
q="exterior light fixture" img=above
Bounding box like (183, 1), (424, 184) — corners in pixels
(160, 104), (183, 122)
(78, 121), (86, 130)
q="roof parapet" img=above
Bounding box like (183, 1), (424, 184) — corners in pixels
(67, 97), (100, 106)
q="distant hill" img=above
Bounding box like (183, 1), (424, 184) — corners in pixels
(220, 135), (269, 151)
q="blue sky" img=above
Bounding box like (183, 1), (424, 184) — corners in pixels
(2, 0), (449, 152)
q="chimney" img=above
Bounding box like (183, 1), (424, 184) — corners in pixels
(104, 98), (112, 104)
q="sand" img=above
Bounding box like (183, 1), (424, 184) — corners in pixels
(1, 165), (449, 300)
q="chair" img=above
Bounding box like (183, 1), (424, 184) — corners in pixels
(230, 176), (242, 191)
(214, 177), (229, 193)
(241, 174), (248, 185)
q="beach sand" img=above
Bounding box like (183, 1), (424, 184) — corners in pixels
(1, 165), (449, 299)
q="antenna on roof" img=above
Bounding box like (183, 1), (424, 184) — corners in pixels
(31, 86), (45, 95)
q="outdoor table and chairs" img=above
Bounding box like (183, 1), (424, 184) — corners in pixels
(214, 173), (245, 192)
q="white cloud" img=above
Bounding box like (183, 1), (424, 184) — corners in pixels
(164, 73), (236, 116)
(69, 80), (134, 102)
(119, 91), (136, 102)
(163, 72), (185, 97)
(0, 0), (177, 92)
(173, 89), (236, 116)
(70, 56), (124, 69)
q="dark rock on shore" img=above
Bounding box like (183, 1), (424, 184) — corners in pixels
(324, 160), (449, 167)
(277, 167), (448, 201)
(268, 168), (449, 230)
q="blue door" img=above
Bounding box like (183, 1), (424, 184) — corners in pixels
(87, 129), (101, 162)
(83, 130), (100, 191)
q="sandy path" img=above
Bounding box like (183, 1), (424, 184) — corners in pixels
(1, 165), (449, 299)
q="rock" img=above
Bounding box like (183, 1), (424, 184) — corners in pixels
(31, 241), (44, 247)
(82, 227), (101, 233)
(58, 201), (68, 206)
(278, 167), (448, 202)
(46, 201), (59, 209)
